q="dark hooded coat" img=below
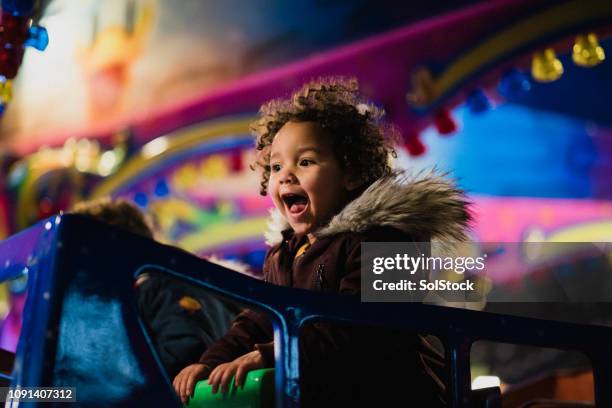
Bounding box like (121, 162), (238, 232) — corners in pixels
(199, 170), (471, 406)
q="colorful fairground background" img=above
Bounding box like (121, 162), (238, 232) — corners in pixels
(0, 0), (611, 401)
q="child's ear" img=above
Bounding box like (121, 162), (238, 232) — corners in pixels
(343, 171), (362, 192)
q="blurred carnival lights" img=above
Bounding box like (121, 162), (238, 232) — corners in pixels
(531, 48), (564, 82)
(433, 107), (458, 135)
(141, 136), (169, 159)
(466, 89), (491, 114)
(97, 151), (118, 176)
(497, 69), (531, 96)
(404, 134), (426, 156)
(573, 33), (605, 67)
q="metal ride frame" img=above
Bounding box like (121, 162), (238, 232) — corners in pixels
(0, 215), (611, 407)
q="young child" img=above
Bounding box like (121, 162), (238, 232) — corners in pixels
(173, 78), (471, 406)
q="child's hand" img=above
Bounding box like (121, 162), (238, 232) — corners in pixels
(173, 363), (210, 404)
(208, 350), (264, 394)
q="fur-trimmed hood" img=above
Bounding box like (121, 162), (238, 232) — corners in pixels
(264, 169), (472, 246)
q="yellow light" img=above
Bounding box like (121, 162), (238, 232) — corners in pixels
(200, 155), (228, 179)
(97, 151), (117, 176)
(573, 33), (605, 67)
(172, 163), (198, 190)
(0, 80), (13, 104)
(74, 155), (90, 172)
(531, 48), (563, 82)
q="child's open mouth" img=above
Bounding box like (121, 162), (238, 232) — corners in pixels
(282, 193), (309, 217)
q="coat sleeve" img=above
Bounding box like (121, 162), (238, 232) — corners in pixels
(198, 308), (273, 368)
(198, 250), (278, 369)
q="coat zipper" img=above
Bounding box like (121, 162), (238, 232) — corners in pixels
(315, 264), (325, 290)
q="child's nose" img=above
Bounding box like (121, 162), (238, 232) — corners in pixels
(278, 168), (297, 184)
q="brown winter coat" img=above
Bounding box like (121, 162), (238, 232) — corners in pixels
(199, 170), (471, 406)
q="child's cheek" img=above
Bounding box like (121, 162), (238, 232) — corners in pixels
(271, 194), (285, 214)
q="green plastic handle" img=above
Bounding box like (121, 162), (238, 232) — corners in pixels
(185, 368), (275, 408)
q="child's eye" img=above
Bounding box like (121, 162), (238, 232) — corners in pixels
(271, 164), (281, 173)
(299, 159), (314, 167)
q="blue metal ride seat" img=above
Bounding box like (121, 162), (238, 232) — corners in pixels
(0, 214), (611, 407)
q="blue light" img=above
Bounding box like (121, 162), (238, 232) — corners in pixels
(498, 69), (531, 96)
(154, 179), (169, 197)
(134, 192), (148, 208)
(427, 104), (600, 199)
(246, 249), (266, 267)
(24, 25), (49, 51)
(25, 25), (49, 51)
(467, 89), (491, 114)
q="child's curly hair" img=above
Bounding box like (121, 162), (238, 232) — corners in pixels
(251, 77), (398, 195)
